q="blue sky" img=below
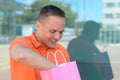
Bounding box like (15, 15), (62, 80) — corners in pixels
(16, 0), (34, 5)
(16, 0), (102, 22)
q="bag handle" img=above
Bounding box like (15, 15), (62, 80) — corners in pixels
(47, 50), (67, 65)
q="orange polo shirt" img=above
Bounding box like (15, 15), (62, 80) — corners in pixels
(9, 32), (70, 80)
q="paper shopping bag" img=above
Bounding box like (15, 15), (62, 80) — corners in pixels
(97, 52), (114, 80)
(40, 61), (81, 80)
(40, 50), (81, 80)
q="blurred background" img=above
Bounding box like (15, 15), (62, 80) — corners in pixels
(0, 0), (120, 80)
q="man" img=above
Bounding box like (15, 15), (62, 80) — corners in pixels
(67, 20), (104, 80)
(9, 5), (70, 80)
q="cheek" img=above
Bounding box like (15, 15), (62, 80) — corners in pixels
(59, 34), (63, 39)
(61, 34), (63, 38)
(39, 27), (47, 35)
(44, 31), (52, 38)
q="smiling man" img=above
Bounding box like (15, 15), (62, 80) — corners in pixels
(9, 5), (70, 80)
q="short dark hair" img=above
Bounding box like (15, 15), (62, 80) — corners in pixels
(38, 5), (65, 21)
(81, 20), (100, 42)
(82, 20), (100, 35)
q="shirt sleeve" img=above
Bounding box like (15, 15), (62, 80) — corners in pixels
(9, 37), (30, 51)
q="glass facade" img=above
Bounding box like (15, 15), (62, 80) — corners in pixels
(106, 2), (115, 8)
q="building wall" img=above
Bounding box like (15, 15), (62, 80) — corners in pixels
(16, 24), (35, 37)
(102, 0), (120, 43)
(103, 0), (120, 28)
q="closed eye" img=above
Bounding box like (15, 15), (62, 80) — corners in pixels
(60, 31), (64, 34)
(50, 30), (56, 33)
(49, 29), (64, 34)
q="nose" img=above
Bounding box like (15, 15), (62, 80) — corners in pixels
(54, 33), (62, 40)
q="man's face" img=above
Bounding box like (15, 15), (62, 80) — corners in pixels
(36, 15), (65, 48)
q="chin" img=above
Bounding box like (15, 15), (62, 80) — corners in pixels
(48, 44), (56, 48)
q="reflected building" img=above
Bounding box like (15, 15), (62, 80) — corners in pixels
(102, 0), (120, 43)
(0, 0), (25, 42)
(0, 12), (4, 35)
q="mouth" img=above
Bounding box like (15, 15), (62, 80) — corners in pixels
(49, 39), (58, 45)
(51, 40), (57, 44)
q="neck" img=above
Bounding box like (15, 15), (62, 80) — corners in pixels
(35, 32), (43, 44)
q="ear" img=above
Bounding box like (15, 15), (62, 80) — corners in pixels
(35, 21), (40, 30)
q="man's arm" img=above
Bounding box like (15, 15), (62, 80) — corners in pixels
(10, 44), (56, 70)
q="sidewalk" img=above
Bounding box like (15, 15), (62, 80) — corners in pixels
(0, 44), (10, 80)
(0, 68), (10, 80)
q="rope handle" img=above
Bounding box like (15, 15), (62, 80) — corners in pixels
(47, 50), (67, 66)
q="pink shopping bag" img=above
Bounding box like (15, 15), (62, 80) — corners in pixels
(40, 50), (81, 80)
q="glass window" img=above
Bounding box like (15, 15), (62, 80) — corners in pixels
(105, 13), (113, 19)
(116, 13), (120, 18)
(106, 2), (115, 8)
(118, 2), (120, 7)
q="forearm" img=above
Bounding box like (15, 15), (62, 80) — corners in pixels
(11, 44), (56, 70)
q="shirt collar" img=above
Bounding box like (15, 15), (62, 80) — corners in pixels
(29, 32), (42, 48)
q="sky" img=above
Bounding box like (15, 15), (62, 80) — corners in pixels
(16, 0), (102, 22)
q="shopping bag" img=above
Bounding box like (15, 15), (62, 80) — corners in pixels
(97, 52), (114, 80)
(40, 50), (81, 80)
